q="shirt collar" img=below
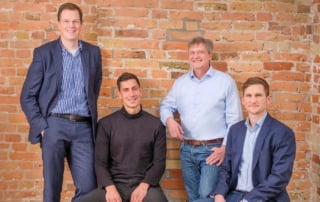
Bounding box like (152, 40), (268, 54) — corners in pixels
(189, 67), (215, 80)
(59, 39), (83, 53)
(245, 112), (267, 130)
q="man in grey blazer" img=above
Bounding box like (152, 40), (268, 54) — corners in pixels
(20, 3), (102, 202)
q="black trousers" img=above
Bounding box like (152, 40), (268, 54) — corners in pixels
(80, 181), (168, 202)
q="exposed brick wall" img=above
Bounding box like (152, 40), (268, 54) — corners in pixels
(311, 1), (320, 201)
(0, 0), (319, 201)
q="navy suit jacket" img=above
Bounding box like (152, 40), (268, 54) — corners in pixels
(20, 38), (102, 144)
(213, 113), (296, 202)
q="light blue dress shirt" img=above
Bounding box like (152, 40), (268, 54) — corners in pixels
(160, 67), (242, 144)
(236, 113), (267, 192)
(52, 42), (90, 116)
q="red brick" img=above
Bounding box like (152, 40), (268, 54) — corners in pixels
(162, 42), (187, 51)
(99, 18), (157, 29)
(98, 0), (158, 8)
(161, 0), (193, 9)
(115, 29), (148, 38)
(222, 13), (254, 21)
(167, 30), (202, 41)
(264, 62), (293, 70)
(170, 10), (204, 20)
(312, 154), (320, 164)
(274, 53), (308, 62)
(215, 42), (263, 52)
(272, 72), (305, 81)
(201, 21), (232, 31)
(113, 50), (146, 59)
(223, 33), (255, 41)
(257, 12), (273, 21)
(114, 8), (149, 17)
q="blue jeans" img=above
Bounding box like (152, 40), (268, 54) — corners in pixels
(225, 191), (245, 202)
(180, 142), (221, 202)
(193, 190), (245, 202)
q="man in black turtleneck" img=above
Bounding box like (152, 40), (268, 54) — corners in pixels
(81, 72), (168, 202)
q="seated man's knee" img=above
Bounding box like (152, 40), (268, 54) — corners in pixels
(143, 186), (168, 202)
(79, 188), (105, 202)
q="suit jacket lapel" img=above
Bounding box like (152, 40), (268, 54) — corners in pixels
(234, 122), (247, 173)
(252, 114), (272, 169)
(53, 40), (63, 91)
(80, 42), (90, 95)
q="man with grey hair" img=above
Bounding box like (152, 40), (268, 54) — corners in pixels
(160, 36), (242, 201)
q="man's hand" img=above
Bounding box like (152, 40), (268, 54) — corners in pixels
(166, 117), (184, 140)
(105, 185), (122, 202)
(130, 182), (149, 202)
(206, 145), (225, 165)
(214, 194), (226, 202)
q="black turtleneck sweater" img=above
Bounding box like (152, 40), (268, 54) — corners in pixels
(95, 107), (167, 188)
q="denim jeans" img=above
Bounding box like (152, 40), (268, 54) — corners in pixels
(180, 142), (221, 202)
(225, 191), (245, 202)
(193, 190), (245, 202)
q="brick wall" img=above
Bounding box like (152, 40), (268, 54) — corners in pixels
(0, 0), (319, 201)
(311, 1), (320, 201)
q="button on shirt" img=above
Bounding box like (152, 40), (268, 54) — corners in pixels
(236, 113), (267, 192)
(51, 41), (90, 116)
(160, 67), (242, 143)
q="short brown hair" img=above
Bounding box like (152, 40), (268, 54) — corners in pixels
(242, 77), (270, 96)
(188, 37), (214, 54)
(117, 72), (141, 90)
(57, 2), (83, 23)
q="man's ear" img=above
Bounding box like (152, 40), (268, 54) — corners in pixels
(267, 95), (272, 104)
(116, 88), (121, 99)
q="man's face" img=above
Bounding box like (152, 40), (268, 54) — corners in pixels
(188, 43), (212, 71)
(118, 79), (142, 111)
(242, 84), (271, 117)
(57, 9), (82, 42)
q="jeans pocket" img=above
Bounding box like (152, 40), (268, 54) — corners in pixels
(203, 142), (222, 152)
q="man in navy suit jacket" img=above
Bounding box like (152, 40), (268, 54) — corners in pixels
(195, 77), (296, 202)
(20, 3), (102, 202)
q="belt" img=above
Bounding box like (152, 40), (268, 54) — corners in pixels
(183, 138), (223, 146)
(236, 189), (249, 194)
(50, 113), (91, 123)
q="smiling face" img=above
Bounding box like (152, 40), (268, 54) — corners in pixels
(118, 78), (142, 114)
(188, 42), (212, 72)
(242, 84), (271, 118)
(57, 9), (82, 43)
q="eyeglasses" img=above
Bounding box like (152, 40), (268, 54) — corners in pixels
(60, 20), (81, 26)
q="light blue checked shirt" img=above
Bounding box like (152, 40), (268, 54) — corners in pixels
(51, 42), (90, 117)
(160, 67), (242, 144)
